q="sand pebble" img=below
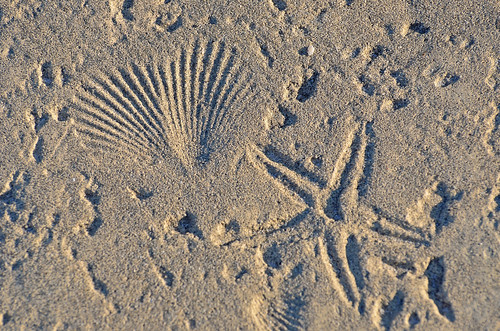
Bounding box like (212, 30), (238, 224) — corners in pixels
(307, 45), (315, 56)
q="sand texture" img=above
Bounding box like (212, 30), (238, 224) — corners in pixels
(0, 0), (499, 329)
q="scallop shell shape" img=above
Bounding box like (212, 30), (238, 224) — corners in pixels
(71, 40), (254, 168)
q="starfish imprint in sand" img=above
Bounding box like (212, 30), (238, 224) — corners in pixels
(247, 120), (435, 318)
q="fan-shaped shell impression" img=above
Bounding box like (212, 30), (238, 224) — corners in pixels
(71, 40), (254, 168)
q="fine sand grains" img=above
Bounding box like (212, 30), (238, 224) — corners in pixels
(0, 0), (499, 330)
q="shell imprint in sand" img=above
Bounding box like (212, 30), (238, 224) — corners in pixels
(71, 40), (254, 168)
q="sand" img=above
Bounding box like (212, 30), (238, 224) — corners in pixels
(0, 0), (499, 329)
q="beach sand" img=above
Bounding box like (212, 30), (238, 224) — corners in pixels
(0, 0), (499, 329)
